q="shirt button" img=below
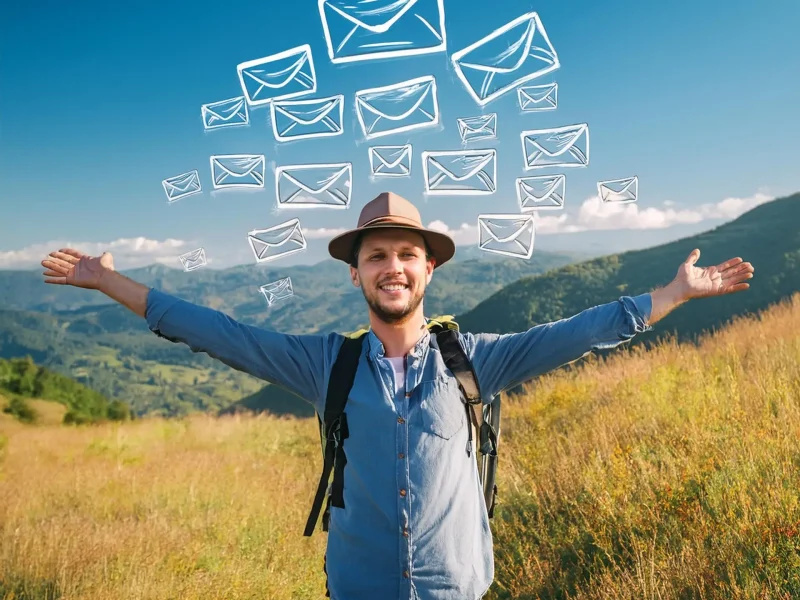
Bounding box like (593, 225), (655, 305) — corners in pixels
(398, 452), (405, 459)
(403, 528), (409, 538)
(399, 488), (406, 497)
(403, 570), (409, 578)
(397, 416), (405, 424)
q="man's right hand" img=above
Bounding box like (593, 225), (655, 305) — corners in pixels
(41, 248), (115, 290)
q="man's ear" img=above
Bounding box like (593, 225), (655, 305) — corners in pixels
(426, 258), (435, 283)
(350, 266), (360, 287)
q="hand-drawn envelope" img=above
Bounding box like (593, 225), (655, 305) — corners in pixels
(237, 44), (317, 106)
(270, 95), (344, 141)
(247, 219), (307, 263)
(259, 277), (294, 306)
(355, 75), (439, 139)
(518, 82), (558, 112)
(457, 113), (497, 143)
(517, 174), (566, 211)
(276, 163), (352, 209)
(369, 145), (413, 177)
(210, 155), (266, 189)
(521, 123), (589, 170)
(162, 170), (202, 203)
(598, 176), (638, 204)
(319, 0), (447, 63)
(201, 96), (250, 130)
(178, 247), (207, 271)
(422, 149), (496, 195)
(478, 214), (535, 259)
(451, 12), (559, 106)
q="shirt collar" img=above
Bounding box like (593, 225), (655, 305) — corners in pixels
(366, 323), (431, 362)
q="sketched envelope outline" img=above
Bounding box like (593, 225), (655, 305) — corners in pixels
(179, 247), (207, 271)
(260, 277), (294, 306)
(517, 174), (566, 211)
(598, 176), (638, 204)
(270, 94), (344, 142)
(237, 44), (317, 107)
(319, 0), (447, 64)
(355, 75), (439, 139)
(201, 96), (250, 130)
(247, 219), (308, 263)
(457, 113), (498, 144)
(422, 149), (497, 195)
(369, 145), (413, 177)
(210, 155), (266, 189)
(478, 214), (535, 259)
(162, 170), (202, 203)
(521, 123), (590, 170)
(451, 12), (560, 106)
(518, 82), (558, 111)
(275, 163), (352, 209)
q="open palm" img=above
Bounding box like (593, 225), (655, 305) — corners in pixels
(675, 249), (754, 300)
(41, 248), (115, 290)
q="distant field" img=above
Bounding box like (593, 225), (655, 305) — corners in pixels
(2, 294), (800, 599)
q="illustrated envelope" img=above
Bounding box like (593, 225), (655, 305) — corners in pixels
(457, 113), (497, 144)
(270, 95), (344, 142)
(247, 219), (307, 263)
(210, 154), (265, 189)
(237, 44), (317, 107)
(517, 174), (565, 211)
(260, 277), (294, 306)
(355, 75), (439, 139)
(422, 149), (496, 195)
(478, 214), (535, 259)
(178, 247), (207, 271)
(369, 145), (412, 177)
(162, 170), (202, 203)
(319, 0), (447, 64)
(518, 82), (558, 112)
(521, 123), (590, 170)
(201, 96), (249, 130)
(598, 176), (638, 204)
(451, 12), (560, 106)
(275, 163), (352, 209)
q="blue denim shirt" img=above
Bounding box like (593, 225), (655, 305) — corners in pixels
(145, 288), (653, 600)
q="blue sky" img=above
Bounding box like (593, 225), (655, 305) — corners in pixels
(1, 0), (798, 270)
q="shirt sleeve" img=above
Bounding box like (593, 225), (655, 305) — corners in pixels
(462, 293), (654, 401)
(144, 287), (336, 409)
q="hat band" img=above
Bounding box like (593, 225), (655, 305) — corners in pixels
(361, 215), (421, 228)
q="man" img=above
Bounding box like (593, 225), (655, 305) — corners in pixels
(41, 192), (754, 600)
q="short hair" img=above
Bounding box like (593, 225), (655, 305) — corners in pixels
(349, 230), (433, 268)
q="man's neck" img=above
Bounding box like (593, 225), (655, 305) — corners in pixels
(369, 306), (427, 358)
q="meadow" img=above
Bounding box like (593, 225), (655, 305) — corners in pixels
(2, 293), (800, 599)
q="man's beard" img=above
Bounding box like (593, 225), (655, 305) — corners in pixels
(363, 284), (425, 325)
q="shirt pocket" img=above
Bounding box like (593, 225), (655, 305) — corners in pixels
(418, 377), (466, 440)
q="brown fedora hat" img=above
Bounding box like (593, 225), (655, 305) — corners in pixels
(328, 192), (455, 268)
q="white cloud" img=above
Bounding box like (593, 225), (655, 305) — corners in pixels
(303, 227), (348, 239)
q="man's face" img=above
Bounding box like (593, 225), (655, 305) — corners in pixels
(350, 229), (435, 325)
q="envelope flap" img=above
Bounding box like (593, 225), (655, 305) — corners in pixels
(525, 124), (587, 157)
(204, 97), (245, 120)
(371, 146), (410, 168)
(357, 78), (433, 121)
(182, 248), (204, 261)
(243, 50), (309, 89)
(480, 217), (533, 243)
(520, 84), (556, 103)
(264, 277), (292, 294)
(457, 15), (552, 74)
(165, 172), (199, 190)
(279, 165), (350, 194)
(428, 152), (494, 181)
(519, 175), (562, 198)
(458, 114), (496, 132)
(600, 177), (636, 193)
(274, 97), (340, 125)
(250, 221), (302, 247)
(323, 0), (418, 33)
(213, 156), (264, 177)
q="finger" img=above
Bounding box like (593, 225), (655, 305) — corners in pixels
(685, 248), (701, 265)
(715, 257), (743, 272)
(724, 283), (750, 294)
(44, 277), (67, 285)
(721, 262), (754, 279)
(50, 250), (80, 263)
(41, 257), (72, 272)
(42, 269), (63, 278)
(58, 248), (85, 259)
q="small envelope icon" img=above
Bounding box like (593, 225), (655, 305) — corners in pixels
(422, 149), (496, 195)
(247, 219), (308, 263)
(355, 75), (439, 139)
(237, 44), (317, 107)
(210, 155), (265, 189)
(260, 277), (294, 306)
(598, 176), (638, 204)
(369, 145), (413, 178)
(201, 96), (249, 130)
(457, 113), (498, 144)
(270, 95), (344, 142)
(522, 123), (590, 170)
(276, 163), (352, 209)
(517, 174), (565, 211)
(478, 214), (535, 259)
(451, 12), (560, 106)
(162, 170), (202, 203)
(518, 83), (558, 112)
(179, 247), (207, 271)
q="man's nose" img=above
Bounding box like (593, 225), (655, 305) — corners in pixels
(384, 253), (403, 272)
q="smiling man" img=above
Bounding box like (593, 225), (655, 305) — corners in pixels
(41, 191), (755, 600)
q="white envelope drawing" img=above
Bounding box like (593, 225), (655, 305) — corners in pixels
(598, 176), (638, 204)
(319, 0), (447, 64)
(517, 174), (565, 211)
(478, 214), (535, 259)
(355, 75), (439, 139)
(237, 44), (317, 107)
(178, 247), (207, 271)
(247, 219), (307, 263)
(518, 82), (558, 112)
(210, 155), (266, 189)
(270, 95), (344, 142)
(162, 170), (202, 203)
(201, 96), (249, 130)
(260, 277), (294, 306)
(521, 123), (590, 170)
(457, 113), (498, 144)
(369, 145), (413, 178)
(451, 12), (560, 106)
(276, 163), (352, 209)
(422, 149), (496, 195)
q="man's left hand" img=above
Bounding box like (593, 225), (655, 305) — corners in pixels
(674, 248), (755, 301)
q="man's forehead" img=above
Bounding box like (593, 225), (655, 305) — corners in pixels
(360, 229), (425, 249)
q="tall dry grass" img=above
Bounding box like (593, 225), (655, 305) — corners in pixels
(1, 293), (800, 599)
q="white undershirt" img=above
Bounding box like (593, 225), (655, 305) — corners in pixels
(387, 356), (405, 396)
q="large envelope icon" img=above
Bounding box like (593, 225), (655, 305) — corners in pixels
(517, 174), (565, 211)
(260, 277), (294, 306)
(478, 214), (535, 259)
(518, 83), (558, 112)
(201, 96), (249, 130)
(451, 12), (560, 106)
(179, 247), (207, 271)
(422, 149), (496, 195)
(162, 170), (202, 203)
(275, 163), (352, 209)
(270, 95), (344, 142)
(369, 145), (413, 177)
(210, 154), (266, 189)
(237, 44), (317, 107)
(247, 219), (307, 263)
(355, 75), (439, 139)
(521, 123), (590, 170)
(598, 176), (638, 204)
(457, 113), (498, 143)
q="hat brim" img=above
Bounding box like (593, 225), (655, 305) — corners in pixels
(328, 224), (456, 269)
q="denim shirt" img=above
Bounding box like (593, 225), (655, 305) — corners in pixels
(145, 288), (653, 600)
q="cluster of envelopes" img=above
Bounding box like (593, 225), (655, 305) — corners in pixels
(161, 1), (638, 303)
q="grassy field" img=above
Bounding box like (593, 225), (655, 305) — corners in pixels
(2, 294), (800, 599)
